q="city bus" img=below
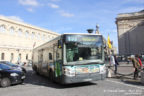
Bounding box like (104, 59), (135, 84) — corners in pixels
(32, 33), (106, 84)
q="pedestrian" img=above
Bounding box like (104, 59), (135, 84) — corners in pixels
(130, 57), (142, 80)
(110, 54), (118, 74)
(114, 55), (119, 74)
(135, 54), (143, 68)
(109, 54), (115, 66)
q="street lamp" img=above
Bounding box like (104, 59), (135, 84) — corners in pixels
(95, 24), (99, 34)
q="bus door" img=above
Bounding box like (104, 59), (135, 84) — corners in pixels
(38, 49), (43, 73)
(53, 43), (63, 80)
(41, 49), (48, 75)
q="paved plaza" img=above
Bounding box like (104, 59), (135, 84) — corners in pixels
(0, 62), (144, 96)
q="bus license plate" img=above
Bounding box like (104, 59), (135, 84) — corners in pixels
(83, 78), (92, 81)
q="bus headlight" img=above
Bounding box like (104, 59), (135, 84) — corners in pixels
(63, 67), (75, 77)
(99, 65), (106, 74)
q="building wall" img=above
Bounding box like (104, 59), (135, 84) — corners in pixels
(0, 16), (59, 64)
(116, 10), (144, 55)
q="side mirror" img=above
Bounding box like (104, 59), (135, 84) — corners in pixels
(58, 40), (62, 48)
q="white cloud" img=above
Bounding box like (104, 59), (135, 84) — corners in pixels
(7, 16), (24, 22)
(18, 0), (39, 7)
(58, 10), (74, 17)
(48, 3), (59, 9)
(27, 8), (34, 12)
(118, 7), (144, 13)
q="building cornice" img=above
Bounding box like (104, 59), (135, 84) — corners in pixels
(0, 16), (59, 35)
(116, 11), (144, 22)
(0, 45), (32, 50)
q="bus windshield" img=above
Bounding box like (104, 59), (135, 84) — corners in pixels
(64, 35), (104, 64)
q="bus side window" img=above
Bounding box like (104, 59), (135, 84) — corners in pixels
(56, 45), (62, 61)
(49, 53), (52, 60)
(57, 53), (60, 59)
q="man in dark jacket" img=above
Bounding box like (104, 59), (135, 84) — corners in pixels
(114, 55), (119, 74)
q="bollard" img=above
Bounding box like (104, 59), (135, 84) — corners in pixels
(107, 68), (112, 78)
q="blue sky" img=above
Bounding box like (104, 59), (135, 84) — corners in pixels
(0, 0), (144, 48)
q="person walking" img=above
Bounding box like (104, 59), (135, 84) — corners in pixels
(110, 55), (118, 74)
(135, 54), (143, 68)
(114, 55), (119, 74)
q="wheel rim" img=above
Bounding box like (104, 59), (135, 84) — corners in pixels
(2, 80), (8, 86)
(1, 78), (10, 87)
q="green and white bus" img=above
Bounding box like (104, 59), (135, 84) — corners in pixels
(32, 33), (106, 84)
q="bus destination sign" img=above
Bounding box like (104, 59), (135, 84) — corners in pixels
(66, 35), (102, 42)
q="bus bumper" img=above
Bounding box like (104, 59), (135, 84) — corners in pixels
(61, 73), (106, 84)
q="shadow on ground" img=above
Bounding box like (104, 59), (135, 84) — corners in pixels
(121, 78), (144, 86)
(111, 75), (144, 86)
(23, 68), (97, 89)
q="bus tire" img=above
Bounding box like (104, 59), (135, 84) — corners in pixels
(35, 70), (39, 75)
(33, 66), (39, 75)
(49, 71), (54, 82)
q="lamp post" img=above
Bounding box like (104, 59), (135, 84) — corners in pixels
(95, 24), (99, 34)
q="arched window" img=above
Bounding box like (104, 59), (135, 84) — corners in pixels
(38, 33), (41, 39)
(42, 34), (46, 40)
(51, 36), (54, 38)
(18, 29), (22, 36)
(47, 35), (50, 40)
(10, 27), (14, 35)
(26, 54), (28, 60)
(18, 53), (21, 60)
(0, 25), (5, 33)
(25, 31), (29, 38)
(31, 32), (35, 39)
(1, 53), (5, 60)
(49, 53), (52, 60)
(35, 33), (39, 39)
(10, 53), (14, 61)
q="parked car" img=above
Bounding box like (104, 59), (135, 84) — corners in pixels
(0, 63), (26, 87)
(0, 61), (26, 73)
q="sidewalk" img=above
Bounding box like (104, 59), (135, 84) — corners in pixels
(106, 62), (144, 85)
(106, 61), (133, 67)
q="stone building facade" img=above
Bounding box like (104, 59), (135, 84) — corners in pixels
(0, 16), (59, 64)
(116, 10), (144, 55)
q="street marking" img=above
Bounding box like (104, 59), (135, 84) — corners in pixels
(106, 79), (144, 90)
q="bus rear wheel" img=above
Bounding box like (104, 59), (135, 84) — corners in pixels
(49, 71), (54, 81)
(33, 66), (39, 75)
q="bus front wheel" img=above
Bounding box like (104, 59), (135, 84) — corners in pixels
(33, 66), (39, 75)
